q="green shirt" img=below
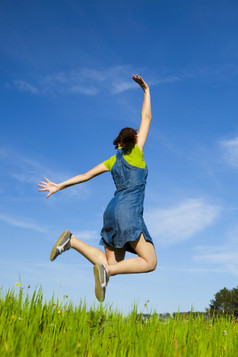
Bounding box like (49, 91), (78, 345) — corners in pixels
(103, 144), (146, 171)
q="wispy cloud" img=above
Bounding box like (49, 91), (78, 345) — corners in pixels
(150, 76), (181, 86)
(73, 230), (98, 241)
(0, 147), (89, 198)
(8, 61), (238, 97)
(1, 149), (60, 185)
(111, 81), (136, 94)
(13, 80), (39, 94)
(10, 65), (179, 96)
(0, 213), (47, 233)
(193, 249), (238, 275)
(145, 198), (221, 246)
(220, 136), (238, 168)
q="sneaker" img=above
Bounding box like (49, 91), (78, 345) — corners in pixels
(93, 264), (109, 302)
(50, 230), (72, 261)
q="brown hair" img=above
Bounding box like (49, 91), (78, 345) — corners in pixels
(113, 127), (137, 150)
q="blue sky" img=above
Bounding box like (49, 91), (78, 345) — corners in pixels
(1, 0), (238, 314)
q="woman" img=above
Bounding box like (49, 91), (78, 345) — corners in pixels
(38, 74), (157, 302)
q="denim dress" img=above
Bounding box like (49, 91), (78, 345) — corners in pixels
(100, 148), (153, 254)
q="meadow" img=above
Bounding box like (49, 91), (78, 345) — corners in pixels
(0, 285), (238, 356)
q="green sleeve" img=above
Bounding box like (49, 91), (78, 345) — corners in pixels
(103, 155), (116, 171)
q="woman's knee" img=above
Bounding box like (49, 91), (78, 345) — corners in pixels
(149, 255), (157, 271)
(145, 254), (157, 272)
(130, 236), (157, 271)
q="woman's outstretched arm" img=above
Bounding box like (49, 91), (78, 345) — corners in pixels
(132, 74), (152, 151)
(38, 163), (109, 198)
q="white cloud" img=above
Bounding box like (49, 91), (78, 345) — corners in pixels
(13, 80), (39, 94)
(0, 147), (90, 199)
(145, 198), (221, 246)
(10, 66), (179, 96)
(220, 136), (238, 167)
(193, 250), (238, 275)
(0, 213), (47, 233)
(73, 230), (98, 241)
(70, 85), (99, 95)
(0, 149), (58, 185)
(111, 81), (136, 94)
(196, 252), (238, 264)
(10, 63), (238, 97)
(11, 66), (133, 96)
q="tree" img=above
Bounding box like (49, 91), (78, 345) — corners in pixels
(208, 286), (238, 317)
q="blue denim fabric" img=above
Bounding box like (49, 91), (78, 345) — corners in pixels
(100, 148), (153, 254)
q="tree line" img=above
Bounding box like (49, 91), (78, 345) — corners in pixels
(155, 286), (238, 320)
(208, 286), (238, 317)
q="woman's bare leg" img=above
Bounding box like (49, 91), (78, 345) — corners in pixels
(70, 235), (108, 266)
(106, 234), (157, 276)
(69, 233), (156, 276)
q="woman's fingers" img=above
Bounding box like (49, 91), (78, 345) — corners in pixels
(38, 179), (51, 192)
(38, 177), (57, 198)
(37, 177), (56, 199)
(132, 74), (148, 91)
(132, 74), (141, 79)
(38, 182), (47, 188)
(132, 74), (145, 84)
(38, 178), (53, 188)
(132, 74), (140, 81)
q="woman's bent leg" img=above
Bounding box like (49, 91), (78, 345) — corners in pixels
(63, 233), (156, 276)
(70, 235), (108, 266)
(107, 234), (157, 276)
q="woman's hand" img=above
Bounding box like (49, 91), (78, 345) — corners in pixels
(132, 74), (149, 91)
(38, 177), (59, 199)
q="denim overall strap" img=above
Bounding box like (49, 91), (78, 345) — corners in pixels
(111, 149), (128, 190)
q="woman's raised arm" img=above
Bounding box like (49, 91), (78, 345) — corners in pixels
(132, 74), (152, 151)
(38, 163), (109, 199)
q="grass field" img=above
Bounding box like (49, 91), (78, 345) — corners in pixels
(1, 285), (238, 356)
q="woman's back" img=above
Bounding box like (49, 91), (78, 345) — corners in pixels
(111, 147), (148, 192)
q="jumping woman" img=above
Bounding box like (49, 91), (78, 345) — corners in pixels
(38, 74), (157, 302)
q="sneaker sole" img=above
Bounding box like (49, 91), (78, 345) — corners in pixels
(50, 230), (71, 261)
(93, 265), (105, 302)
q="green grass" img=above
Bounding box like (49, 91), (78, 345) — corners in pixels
(0, 285), (238, 356)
